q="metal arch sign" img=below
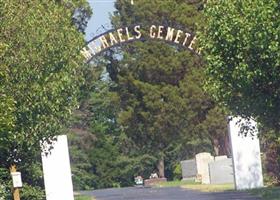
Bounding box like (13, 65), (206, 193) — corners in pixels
(81, 24), (200, 63)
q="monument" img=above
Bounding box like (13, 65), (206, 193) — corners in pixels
(228, 117), (264, 190)
(181, 154), (235, 185)
(41, 135), (74, 200)
(195, 152), (214, 184)
(209, 158), (234, 184)
(180, 159), (197, 181)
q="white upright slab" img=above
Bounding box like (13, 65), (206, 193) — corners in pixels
(41, 135), (74, 200)
(195, 152), (214, 184)
(228, 117), (263, 190)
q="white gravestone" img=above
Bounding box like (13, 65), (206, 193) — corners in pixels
(41, 135), (74, 200)
(195, 152), (214, 184)
(228, 117), (264, 190)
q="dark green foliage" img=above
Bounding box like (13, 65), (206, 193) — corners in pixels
(70, 0), (92, 33)
(171, 162), (183, 181)
(69, 73), (157, 189)
(260, 128), (280, 185)
(0, 167), (11, 199)
(21, 184), (45, 200)
(69, 131), (97, 190)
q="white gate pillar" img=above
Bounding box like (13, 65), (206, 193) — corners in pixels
(41, 135), (74, 200)
(228, 117), (264, 190)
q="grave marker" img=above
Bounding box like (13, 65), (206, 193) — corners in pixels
(41, 135), (74, 200)
(209, 158), (234, 184)
(228, 117), (264, 190)
(180, 159), (197, 181)
(195, 152), (214, 184)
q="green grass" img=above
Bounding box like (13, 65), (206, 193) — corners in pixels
(74, 195), (95, 200)
(159, 180), (280, 199)
(182, 183), (235, 192)
(156, 180), (234, 192)
(249, 187), (280, 200)
(156, 180), (200, 187)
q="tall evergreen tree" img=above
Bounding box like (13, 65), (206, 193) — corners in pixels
(107, 0), (228, 178)
(69, 65), (157, 189)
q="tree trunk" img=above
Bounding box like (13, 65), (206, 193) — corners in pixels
(212, 136), (231, 157)
(213, 138), (219, 156)
(157, 158), (165, 178)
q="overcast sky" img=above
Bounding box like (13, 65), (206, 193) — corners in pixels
(85, 0), (116, 41)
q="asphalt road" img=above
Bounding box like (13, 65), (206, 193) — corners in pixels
(80, 187), (261, 200)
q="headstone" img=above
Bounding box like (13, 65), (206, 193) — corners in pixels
(228, 117), (264, 190)
(180, 159), (197, 181)
(41, 135), (74, 200)
(214, 155), (228, 161)
(195, 152), (214, 184)
(209, 158), (234, 184)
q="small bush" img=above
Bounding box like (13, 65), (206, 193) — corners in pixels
(21, 184), (45, 200)
(0, 183), (10, 200)
(0, 167), (11, 200)
(172, 163), (182, 180)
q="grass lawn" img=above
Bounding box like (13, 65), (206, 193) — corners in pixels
(156, 180), (200, 188)
(181, 183), (235, 192)
(157, 180), (234, 192)
(249, 187), (280, 200)
(74, 195), (96, 200)
(158, 180), (280, 199)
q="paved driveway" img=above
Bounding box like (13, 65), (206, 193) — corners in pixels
(80, 187), (261, 200)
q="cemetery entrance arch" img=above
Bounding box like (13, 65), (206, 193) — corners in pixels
(81, 24), (200, 63)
